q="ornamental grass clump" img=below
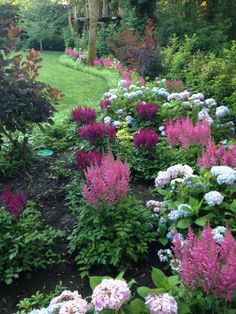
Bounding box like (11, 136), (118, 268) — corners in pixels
(172, 224), (236, 301)
(0, 187), (27, 218)
(75, 150), (103, 172)
(72, 106), (97, 125)
(136, 102), (158, 119)
(78, 123), (116, 144)
(134, 129), (159, 149)
(82, 153), (131, 207)
(165, 117), (211, 150)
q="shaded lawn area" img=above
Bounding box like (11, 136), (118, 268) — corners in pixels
(38, 51), (108, 112)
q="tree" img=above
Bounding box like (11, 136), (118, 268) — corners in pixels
(18, 0), (58, 51)
(88, 0), (99, 64)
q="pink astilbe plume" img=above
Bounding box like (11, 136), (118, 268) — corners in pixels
(100, 98), (111, 110)
(76, 150), (103, 172)
(136, 102), (158, 119)
(65, 48), (79, 59)
(166, 79), (184, 92)
(165, 117), (211, 150)
(134, 129), (158, 149)
(72, 106), (97, 125)
(198, 141), (236, 169)
(0, 187), (27, 218)
(121, 70), (145, 88)
(82, 153), (131, 207)
(78, 123), (116, 144)
(172, 225), (236, 301)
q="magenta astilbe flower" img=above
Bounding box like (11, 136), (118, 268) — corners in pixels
(0, 187), (27, 218)
(100, 98), (111, 110)
(76, 150), (103, 172)
(198, 141), (236, 169)
(65, 48), (79, 59)
(172, 225), (236, 301)
(165, 117), (211, 150)
(102, 58), (113, 68)
(78, 123), (116, 144)
(134, 129), (158, 150)
(72, 106), (97, 125)
(136, 102), (158, 119)
(94, 57), (102, 66)
(82, 153), (131, 207)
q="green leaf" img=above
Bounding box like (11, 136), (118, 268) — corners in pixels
(167, 275), (180, 286)
(151, 267), (169, 289)
(125, 299), (147, 314)
(195, 214), (215, 226)
(178, 302), (191, 314)
(89, 276), (112, 290)
(137, 286), (151, 298)
(116, 271), (125, 280)
(177, 218), (192, 229)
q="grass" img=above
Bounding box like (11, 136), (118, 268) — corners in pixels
(38, 51), (108, 113)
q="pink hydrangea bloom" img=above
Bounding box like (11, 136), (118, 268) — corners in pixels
(165, 117), (211, 150)
(59, 299), (88, 314)
(134, 129), (159, 149)
(92, 279), (131, 311)
(72, 106), (97, 125)
(145, 293), (178, 314)
(50, 291), (81, 305)
(78, 123), (116, 143)
(82, 153), (131, 207)
(172, 225), (236, 301)
(0, 187), (27, 218)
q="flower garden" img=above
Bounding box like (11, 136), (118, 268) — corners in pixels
(1, 1), (236, 314)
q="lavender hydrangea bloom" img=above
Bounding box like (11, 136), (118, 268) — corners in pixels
(205, 98), (217, 106)
(168, 209), (190, 221)
(204, 191), (224, 206)
(216, 106), (230, 118)
(145, 293), (178, 314)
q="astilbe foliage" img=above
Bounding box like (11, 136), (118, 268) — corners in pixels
(198, 141), (236, 169)
(172, 224), (236, 301)
(75, 150), (103, 172)
(165, 117), (211, 150)
(0, 187), (27, 218)
(134, 129), (159, 150)
(136, 102), (158, 119)
(78, 123), (116, 144)
(72, 106), (97, 125)
(82, 153), (131, 207)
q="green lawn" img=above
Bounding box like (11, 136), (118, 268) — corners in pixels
(38, 51), (108, 112)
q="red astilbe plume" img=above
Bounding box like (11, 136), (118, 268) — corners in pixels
(166, 79), (184, 92)
(134, 129), (159, 150)
(72, 106), (97, 125)
(172, 225), (236, 301)
(82, 153), (131, 207)
(0, 187), (27, 218)
(198, 141), (236, 169)
(136, 102), (158, 119)
(78, 123), (116, 144)
(165, 117), (211, 150)
(76, 150), (103, 172)
(100, 98), (111, 110)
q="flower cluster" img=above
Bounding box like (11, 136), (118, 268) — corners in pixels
(72, 106), (97, 125)
(82, 153), (131, 207)
(145, 293), (178, 314)
(155, 164), (193, 188)
(100, 98), (111, 110)
(197, 108), (214, 125)
(167, 208), (191, 221)
(157, 249), (173, 263)
(94, 57), (122, 70)
(136, 102), (158, 118)
(198, 141), (236, 169)
(133, 129), (158, 149)
(165, 117), (211, 149)
(166, 79), (184, 92)
(204, 191), (224, 206)
(212, 226), (227, 244)
(75, 150), (103, 172)
(216, 106), (230, 118)
(78, 123), (116, 143)
(0, 187), (27, 218)
(210, 166), (236, 185)
(172, 225), (236, 301)
(65, 48), (80, 59)
(92, 279), (131, 311)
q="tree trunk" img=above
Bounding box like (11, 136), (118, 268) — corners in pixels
(72, 4), (79, 33)
(88, 0), (99, 65)
(39, 40), (43, 52)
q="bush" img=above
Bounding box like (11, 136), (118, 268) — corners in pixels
(0, 202), (62, 284)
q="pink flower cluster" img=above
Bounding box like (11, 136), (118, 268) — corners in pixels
(0, 187), (27, 218)
(172, 225), (236, 301)
(134, 129), (158, 150)
(166, 79), (184, 92)
(50, 290), (88, 314)
(198, 141), (236, 169)
(136, 102), (158, 119)
(82, 153), (131, 207)
(92, 279), (131, 311)
(76, 150), (103, 172)
(72, 106), (97, 125)
(93, 57), (122, 70)
(145, 293), (178, 314)
(78, 123), (116, 143)
(122, 70), (145, 88)
(165, 117), (211, 150)
(65, 48), (80, 59)
(100, 98), (111, 110)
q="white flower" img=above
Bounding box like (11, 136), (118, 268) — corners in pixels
(212, 226), (227, 244)
(104, 116), (112, 125)
(205, 98), (217, 106)
(157, 249), (173, 262)
(145, 293), (178, 314)
(216, 106), (230, 118)
(191, 93), (204, 100)
(204, 191), (224, 206)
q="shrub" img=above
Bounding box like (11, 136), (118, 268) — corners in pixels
(0, 187), (27, 218)
(0, 201), (62, 284)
